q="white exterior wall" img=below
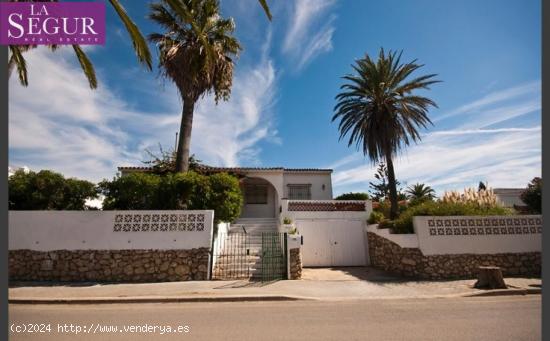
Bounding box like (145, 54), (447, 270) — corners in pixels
(413, 215), (542, 256)
(282, 172), (332, 200)
(495, 192), (525, 208)
(9, 210), (214, 251)
(281, 200), (372, 266)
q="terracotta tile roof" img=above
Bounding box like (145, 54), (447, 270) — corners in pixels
(117, 165), (332, 173)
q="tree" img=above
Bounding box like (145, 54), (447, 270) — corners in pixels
(405, 183), (435, 204)
(149, 0), (241, 172)
(142, 144), (203, 175)
(520, 177), (542, 214)
(368, 163), (399, 201)
(9, 0), (152, 89)
(478, 181), (487, 192)
(99, 171), (242, 222)
(8, 169), (97, 210)
(335, 192), (370, 200)
(333, 49), (439, 219)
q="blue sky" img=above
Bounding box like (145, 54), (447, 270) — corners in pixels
(9, 0), (541, 196)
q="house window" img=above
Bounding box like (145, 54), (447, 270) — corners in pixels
(245, 185), (268, 204)
(288, 184), (311, 200)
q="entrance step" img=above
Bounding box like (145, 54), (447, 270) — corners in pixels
(231, 218), (278, 234)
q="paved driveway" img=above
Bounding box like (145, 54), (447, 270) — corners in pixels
(301, 266), (406, 281)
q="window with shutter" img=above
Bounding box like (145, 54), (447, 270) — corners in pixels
(288, 184), (312, 200)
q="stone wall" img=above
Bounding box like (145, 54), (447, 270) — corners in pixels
(367, 232), (541, 280)
(9, 248), (210, 282)
(289, 248), (302, 280)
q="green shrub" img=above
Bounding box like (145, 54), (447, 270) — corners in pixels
(335, 192), (370, 200)
(9, 169), (97, 210)
(204, 173), (243, 223)
(378, 219), (394, 229)
(374, 199), (408, 219)
(520, 177), (542, 214)
(392, 201), (514, 234)
(367, 211), (385, 224)
(99, 171), (242, 223)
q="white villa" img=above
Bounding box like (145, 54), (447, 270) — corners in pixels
(118, 165), (371, 269)
(118, 166), (334, 219)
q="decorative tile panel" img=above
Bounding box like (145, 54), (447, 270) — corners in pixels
(113, 213), (206, 232)
(288, 201), (366, 211)
(426, 216), (542, 237)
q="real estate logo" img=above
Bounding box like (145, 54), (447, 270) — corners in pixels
(0, 2), (105, 45)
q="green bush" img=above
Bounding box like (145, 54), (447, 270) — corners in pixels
(520, 177), (542, 214)
(204, 173), (243, 223)
(374, 199), (408, 219)
(99, 171), (242, 223)
(378, 219), (394, 229)
(335, 192), (369, 200)
(367, 211), (385, 224)
(9, 169), (97, 210)
(392, 201), (514, 234)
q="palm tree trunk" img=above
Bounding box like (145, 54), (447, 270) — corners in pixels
(175, 99), (195, 172)
(385, 152), (399, 219)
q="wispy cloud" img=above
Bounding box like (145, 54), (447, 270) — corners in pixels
(282, 0), (337, 71)
(434, 80), (541, 122)
(331, 126), (541, 196)
(9, 38), (279, 181)
(428, 126), (541, 136)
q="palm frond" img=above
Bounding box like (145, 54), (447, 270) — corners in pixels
(72, 45), (98, 89)
(109, 0), (152, 70)
(258, 0), (272, 21)
(8, 46), (28, 87)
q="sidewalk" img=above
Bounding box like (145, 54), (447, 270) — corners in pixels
(9, 267), (541, 304)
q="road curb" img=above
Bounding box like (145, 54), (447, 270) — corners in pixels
(463, 288), (541, 297)
(8, 295), (309, 305)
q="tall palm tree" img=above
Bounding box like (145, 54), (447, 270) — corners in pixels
(405, 183), (436, 201)
(8, 0), (152, 89)
(149, 0), (241, 172)
(333, 49), (440, 219)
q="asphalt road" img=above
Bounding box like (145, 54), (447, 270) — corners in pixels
(9, 296), (541, 341)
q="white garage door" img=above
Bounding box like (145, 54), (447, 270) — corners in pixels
(296, 219), (367, 267)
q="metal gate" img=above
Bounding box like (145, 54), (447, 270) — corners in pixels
(261, 232), (287, 281)
(210, 232), (287, 281)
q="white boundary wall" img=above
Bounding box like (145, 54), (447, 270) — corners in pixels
(9, 210), (214, 251)
(413, 215), (542, 255)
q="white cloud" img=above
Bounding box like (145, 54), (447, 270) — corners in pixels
(9, 40), (279, 182)
(434, 80), (540, 122)
(331, 127), (541, 196)
(282, 0), (337, 71)
(428, 126), (541, 136)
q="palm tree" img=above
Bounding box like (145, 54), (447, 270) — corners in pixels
(405, 183), (436, 201)
(8, 0), (153, 89)
(332, 49), (440, 219)
(149, 0), (241, 172)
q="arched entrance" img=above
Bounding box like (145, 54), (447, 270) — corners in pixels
(240, 177), (278, 218)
